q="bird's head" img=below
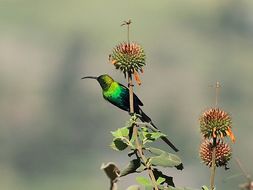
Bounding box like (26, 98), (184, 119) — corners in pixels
(81, 74), (114, 90)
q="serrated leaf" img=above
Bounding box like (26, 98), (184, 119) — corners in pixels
(149, 152), (182, 168)
(136, 176), (152, 186)
(111, 127), (129, 138)
(125, 114), (138, 128)
(120, 159), (141, 177)
(121, 127), (130, 136)
(126, 185), (141, 190)
(143, 139), (153, 144)
(112, 138), (128, 151)
(141, 126), (149, 132)
(125, 119), (135, 128)
(156, 177), (166, 185)
(143, 131), (166, 144)
(150, 132), (166, 139)
(140, 127), (148, 142)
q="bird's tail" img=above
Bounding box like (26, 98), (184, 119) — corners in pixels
(138, 108), (179, 152)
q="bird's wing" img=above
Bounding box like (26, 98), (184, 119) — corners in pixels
(118, 83), (144, 106)
(104, 93), (130, 112)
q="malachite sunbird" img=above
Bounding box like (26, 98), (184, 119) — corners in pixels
(82, 74), (179, 152)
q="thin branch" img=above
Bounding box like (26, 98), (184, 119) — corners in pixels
(128, 72), (159, 190)
(210, 138), (217, 190)
(110, 181), (117, 190)
(133, 125), (159, 190)
(121, 19), (132, 44)
(209, 82), (220, 190)
(209, 81), (221, 108)
(215, 81), (221, 108)
(128, 73), (134, 114)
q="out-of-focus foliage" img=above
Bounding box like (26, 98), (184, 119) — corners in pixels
(0, 0), (253, 189)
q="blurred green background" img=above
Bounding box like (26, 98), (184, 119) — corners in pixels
(1, 0), (253, 189)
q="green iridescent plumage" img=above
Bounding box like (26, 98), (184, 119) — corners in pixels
(98, 75), (143, 113)
(82, 74), (179, 152)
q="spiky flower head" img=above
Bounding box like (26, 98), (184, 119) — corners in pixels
(110, 42), (145, 84)
(199, 108), (235, 142)
(199, 139), (232, 169)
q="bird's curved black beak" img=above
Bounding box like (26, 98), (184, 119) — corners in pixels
(81, 76), (98, 80)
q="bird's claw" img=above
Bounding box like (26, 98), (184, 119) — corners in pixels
(128, 83), (134, 88)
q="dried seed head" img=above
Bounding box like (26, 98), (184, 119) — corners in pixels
(199, 108), (235, 142)
(199, 139), (232, 168)
(110, 42), (145, 79)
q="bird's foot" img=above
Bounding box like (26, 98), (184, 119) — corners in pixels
(128, 83), (134, 88)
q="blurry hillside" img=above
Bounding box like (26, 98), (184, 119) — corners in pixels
(0, 0), (253, 189)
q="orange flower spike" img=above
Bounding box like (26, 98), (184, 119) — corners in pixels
(108, 54), (117, 65)
(212, 127), (216, 138)
(111, 60), (117, 65)
(225, 129), (230, 136)
(134, 70), (141, 85)
(227, 128), (236, 143)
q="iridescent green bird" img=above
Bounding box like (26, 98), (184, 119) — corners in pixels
(82, 74), (179, 152)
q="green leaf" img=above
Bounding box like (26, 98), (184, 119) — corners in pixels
(156, 177), (166, 185)
(142, 131), (166, 144)
(150, 132), (166, 139)
(135, 164), (146, 173)
(147, 147), (183, 169)
(111, 127), (129, 138)
(111, 138), (128, 151)
(126, 185), (140, 190)
(149, 152), (182, 168)
(148, 147), (166, 155)
(145, 186), (153, 190)
(125, 114), (139, 129)
(201, 186), (209, 190)
(136, 176), (152, 186)
(120, 159), (141, 177)
(125, 119), (135, 128)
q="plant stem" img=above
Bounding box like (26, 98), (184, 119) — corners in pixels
(128, 72), (159, 190)
(210, 138), (217, 190)
(210, 82), (220, 190)
(110, 181), (117, 190)
(215, 81), (220, 107)
(127, 23), (130, 44)
(133, 125), (159, 190)
(128, 73), (134, 114)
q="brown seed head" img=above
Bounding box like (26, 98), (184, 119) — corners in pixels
(199, 139), (232, 168)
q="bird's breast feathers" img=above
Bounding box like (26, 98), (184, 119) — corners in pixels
(103, 82), (122, 99)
